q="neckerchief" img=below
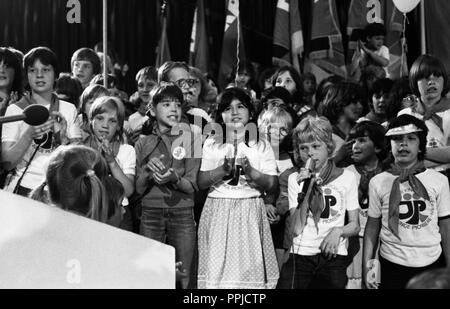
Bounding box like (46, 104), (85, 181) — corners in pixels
(387, 161), (429, 239)
(290, 160), (344, 237)
(414, 97), (450, 133)
(354, 161), (383, 207)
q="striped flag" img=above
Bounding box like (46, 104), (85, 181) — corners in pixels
(189, 0), (210, 74)
(218, 0), (246, 90)
(272, 0), (303, 72)
(306, 0), (346, 80)
(155, 0), (171, 68)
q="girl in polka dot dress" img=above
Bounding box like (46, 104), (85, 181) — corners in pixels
(197, 87), (280, 289)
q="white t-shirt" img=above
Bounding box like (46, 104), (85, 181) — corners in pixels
(361, 45), (390, 77)
(115, 144), (136, 207)
(346, 165), (369, 237)
(115, 144), (136, 176)
(288, 169), (359, 256)
(399, 107), (450, 171)
(2, 100), (81, 189)
(368, 169), (450, 267)
(200, 138), (277, 199)
(125, 112), (148, 133)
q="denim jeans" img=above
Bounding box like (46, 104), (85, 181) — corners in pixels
(140, 207), (197, 289)
(277, 253), (349, 289)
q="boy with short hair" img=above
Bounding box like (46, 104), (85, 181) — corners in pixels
(277, 116), (360, 289)
(71, 47), (101, 89)
(2, 46), (81, 196)
(135, 82), (200, 289)
(363, 114), (450, 289)
(345, 121), (387, 288)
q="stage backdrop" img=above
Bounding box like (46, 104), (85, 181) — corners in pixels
(0, 0), (421, 86)
(0, 190), (175, 288)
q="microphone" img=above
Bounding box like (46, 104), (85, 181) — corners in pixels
(0, 104), (49, 126)
(297, 158), (316, 208)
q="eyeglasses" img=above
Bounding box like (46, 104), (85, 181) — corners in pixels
(175, 78), (200, 88)
(267, 125), (288, 136)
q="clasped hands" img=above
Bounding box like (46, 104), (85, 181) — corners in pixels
(222, 156), (260, 188)
(146, 154), (180, 185)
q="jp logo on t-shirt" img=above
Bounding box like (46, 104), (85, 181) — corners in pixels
(33, 131), (55, 153)
(360, 198), (369, 218)
(319, 187), (344, 224)
(398, 190), (434, 230)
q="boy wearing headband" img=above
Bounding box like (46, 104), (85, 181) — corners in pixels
(363, 114), (450, 289)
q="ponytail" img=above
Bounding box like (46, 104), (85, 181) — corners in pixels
(30, 182), (50, 204)
(84, 170), (109, 223)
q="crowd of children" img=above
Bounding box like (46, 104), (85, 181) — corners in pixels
(1, 21), (450, 289)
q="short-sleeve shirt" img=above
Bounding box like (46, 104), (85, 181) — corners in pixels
(288, 169), (360, 256)
(200, 138), (277, 199)
(368, 169), (450, 267)
(2, 100), (81, 189)
(115, 144), (136, 176)
(399, 107), (450, 171)
(361, 45), (390, 77)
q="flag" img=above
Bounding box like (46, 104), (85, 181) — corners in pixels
(306, 0), (346, 79)
(425, 0), (450, 73)
(218, 0), (246, 90)
(272, 0), (303, 72)
(155, 0), (171, 68)
(189, 0), (210, 74)
(347, 0), (405, 78)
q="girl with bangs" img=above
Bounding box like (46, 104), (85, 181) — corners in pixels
(259, 107), (298, 270)
(197, 87), (279, 289)
(82, 96), (135, 202)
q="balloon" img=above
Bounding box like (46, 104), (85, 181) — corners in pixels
(392, 0), (421, 13)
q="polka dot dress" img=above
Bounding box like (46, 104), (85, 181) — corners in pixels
(197, 197), (279, 289)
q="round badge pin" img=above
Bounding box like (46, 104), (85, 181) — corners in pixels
(172, 146), (186, 160)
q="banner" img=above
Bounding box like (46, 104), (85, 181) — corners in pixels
(155, 0), (171, 68)
(272, 0), (304, 73)
(218, 0), (246, 90)
(307, 0), (346, 79)
(425, 0), (450, 72)
(347, 0), (405, 78)
(189, 0), (210, 74)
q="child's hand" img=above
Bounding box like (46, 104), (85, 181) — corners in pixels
(147, 154), (167, 174)
(363, 260), (380, 289)
(266, 204), (280, 224)
(319, 227), (343, 259)
(222, 156), (234, 175)
(242, 157), (258, 181)
(296, 167), (312, 184)
(153, 168), (179, 185)
(27, 119), (55, 140)
(101, 138), (115, 163)
(51, 111), (67, 136)
(175, 261), (187, 282)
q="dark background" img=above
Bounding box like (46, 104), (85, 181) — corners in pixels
(0, 0), (421, 85)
